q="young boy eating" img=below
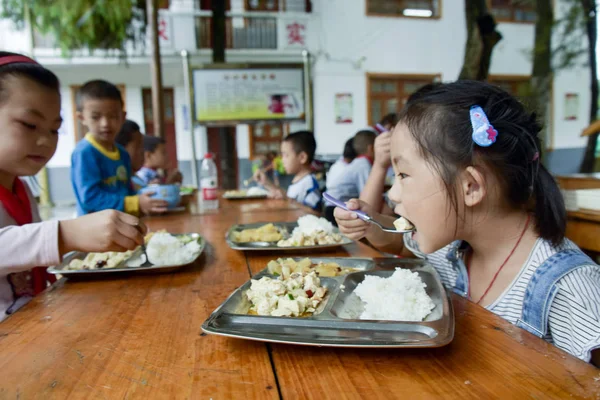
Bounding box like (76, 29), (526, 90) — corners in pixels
(71, 80), (167, 216)
(255, 131), (321, 210)
(135, 135), (183, 187)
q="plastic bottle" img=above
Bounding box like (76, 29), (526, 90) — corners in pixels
(200, 153), (219, 210)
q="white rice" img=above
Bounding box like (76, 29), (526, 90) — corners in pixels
(146, 233), (201, 266)
(293, 215), (334, 236)
(354, 268), (435, 321)
(247, 187), (268, 196)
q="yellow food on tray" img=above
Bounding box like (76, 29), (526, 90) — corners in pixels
(231, 223), (283, 243)
(246, 271), (328, 317)
(267, 258), (357, 278)
(66, 251), (134, 271)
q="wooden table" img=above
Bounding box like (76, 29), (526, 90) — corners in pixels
(0, 199), (598, 399)
(556, 174), (600, 253)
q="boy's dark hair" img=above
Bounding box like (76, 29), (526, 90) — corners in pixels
(283, 130), (317, 163)
(398, 80), (565, 246)
(379, 113), (398, 127)
(353, 130), (376, 155)
(343, 138), (357, 161)
(0, 52), (59, 103)
(143, 135), (165, 153)
(76, 79), (123, 111)
(115, 120), (141, 147)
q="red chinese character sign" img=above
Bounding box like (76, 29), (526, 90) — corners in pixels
(287, 22), (305, 46)
(280, 18), (308, 50)
(157, 15), (173, 48)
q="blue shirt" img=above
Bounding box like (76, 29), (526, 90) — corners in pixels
(287, 174), (321, 210)
(325, 156), (372, 203)
(71, 134), (137, 216)
(135, 166), (160, 187)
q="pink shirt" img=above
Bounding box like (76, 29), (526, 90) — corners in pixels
(0, 185), (60, 321)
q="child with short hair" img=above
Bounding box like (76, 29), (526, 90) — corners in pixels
(324, 138), (358, 223)
(335, 81), (600, 365)
(71, 80), (167, 216)
(326, 129), (375, 203)
(255, 131), (321, 210)
(135, 135), (182, 187)
(0, 53), (146, 320)
(115, 120), (144, 173)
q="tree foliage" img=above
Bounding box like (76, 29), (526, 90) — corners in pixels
(0, 0), (147, 55)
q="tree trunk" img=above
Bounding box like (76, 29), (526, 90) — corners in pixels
(530, 0), (554, 157)
(211, 0), (237, 189)
(579, 0), (599, 172)
(459, 0), (502, 80)
(147, 0), (165, 137)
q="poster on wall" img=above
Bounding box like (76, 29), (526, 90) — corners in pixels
(564, 93), (579, 121)
(334, 93), (353, 124)
(192, 66), (305, 123)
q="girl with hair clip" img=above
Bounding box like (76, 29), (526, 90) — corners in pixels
(0, 52), (146, 320)
(335, 81), (600, 365)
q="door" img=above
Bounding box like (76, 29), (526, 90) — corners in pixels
(207, 127), (238, 190)
(142, 88), (178, 170)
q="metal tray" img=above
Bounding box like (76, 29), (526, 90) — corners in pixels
(225, 222), (353, 251)
(202, 257), (454, 348)
(48, 233), (206, 277)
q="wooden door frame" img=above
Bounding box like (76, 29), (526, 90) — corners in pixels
(366, 73), (441, 126)
(248, 122), (289, 160)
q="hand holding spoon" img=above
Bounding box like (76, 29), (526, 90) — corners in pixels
(322, 193), (414, 234)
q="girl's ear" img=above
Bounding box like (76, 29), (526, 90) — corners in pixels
(461, 166), (487, 208)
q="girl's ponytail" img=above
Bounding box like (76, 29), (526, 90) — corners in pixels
(532, 164), (566, 246)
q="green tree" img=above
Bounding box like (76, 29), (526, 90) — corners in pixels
(0, 0), (147, 55)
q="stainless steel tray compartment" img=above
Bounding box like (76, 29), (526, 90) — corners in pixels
(49, 233), (206, 276)
(202, 257), (454, 348)
(225, 222), (353, 251)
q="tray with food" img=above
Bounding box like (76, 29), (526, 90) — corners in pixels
(48, 232), (206, 276)
(226, 215), (353, 251)
(223, 187), (269, 200)
(202, 257), (454, 348)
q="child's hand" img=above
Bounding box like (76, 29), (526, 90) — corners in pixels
(139, 192), (169, 215)
(253, 169), (267, 186)
(268, 188), (285, 199)
(166, 169), (183, 184)
(58, 210), (147, 254)
(374, 131), (392, 169)
(334, 199), (374, 240)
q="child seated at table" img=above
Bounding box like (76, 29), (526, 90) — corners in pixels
(324, 131), (375, 224)
(334, 80), (600, 366)
(0, 52), (146, 320)
(135, 135), (182, 187)
(70, 80), (167, 216)
(254, 131), (321, 210)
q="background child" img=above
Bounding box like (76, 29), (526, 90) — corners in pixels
(325, 130), (375, 205)
(70, 80), (167, 216)
(136, 135), (183, 187)
(115, 120), (144, 173)
(0, 52), (146, 320)
(255, 131), (321, 210)
(335, 81), (600, 365)
(324, 137), (357, 224)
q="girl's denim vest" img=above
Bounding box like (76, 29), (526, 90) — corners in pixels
(445, 241), (595, 338)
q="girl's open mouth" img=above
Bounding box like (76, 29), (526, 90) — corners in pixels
(393, 216), (415, 232)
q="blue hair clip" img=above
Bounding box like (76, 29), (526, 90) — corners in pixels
(470, 105), (498, 147)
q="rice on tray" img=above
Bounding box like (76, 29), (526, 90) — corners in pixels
(146, 232), (201, 266)
(354, 268), (435, 321)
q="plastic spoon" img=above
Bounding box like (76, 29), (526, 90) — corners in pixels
(322, 193), (414, 234)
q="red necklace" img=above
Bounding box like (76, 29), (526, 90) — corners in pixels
(467, 215), (531, 304)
